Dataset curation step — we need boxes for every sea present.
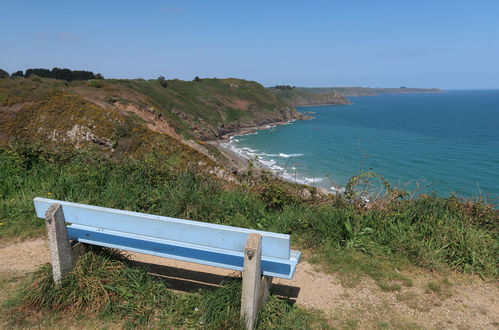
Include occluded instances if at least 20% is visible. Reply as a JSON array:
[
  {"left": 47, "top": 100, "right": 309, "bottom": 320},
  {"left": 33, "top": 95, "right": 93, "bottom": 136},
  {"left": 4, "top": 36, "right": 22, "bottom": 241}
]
[{"left": 223, "top": 90, "right": 499, "bottom": 200}]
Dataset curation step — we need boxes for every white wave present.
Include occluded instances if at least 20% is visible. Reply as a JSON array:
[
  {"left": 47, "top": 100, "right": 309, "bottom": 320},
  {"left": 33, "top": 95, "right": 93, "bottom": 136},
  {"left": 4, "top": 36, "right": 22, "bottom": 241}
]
[
  {"left": 259, "top": 159, "right": 276, "bottom": 167},
  {"left": 260, "top": 153, "right": 303, "bottom": 158},
  {"left": 223, "top": 139, "right": 338, "bottom": 191},
  {"left": 303, "top": 177, "right": 323, "bottom": 183},
  {"left": 278, "top": 153, "right": 304, "bottom": 158}
]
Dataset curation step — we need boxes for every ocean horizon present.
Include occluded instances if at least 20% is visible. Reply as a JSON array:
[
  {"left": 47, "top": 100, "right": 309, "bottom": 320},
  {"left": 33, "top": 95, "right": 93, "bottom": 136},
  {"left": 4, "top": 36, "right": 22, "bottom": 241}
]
[{"left": 225, "top": 89, "right": 499, "bottom": 201}]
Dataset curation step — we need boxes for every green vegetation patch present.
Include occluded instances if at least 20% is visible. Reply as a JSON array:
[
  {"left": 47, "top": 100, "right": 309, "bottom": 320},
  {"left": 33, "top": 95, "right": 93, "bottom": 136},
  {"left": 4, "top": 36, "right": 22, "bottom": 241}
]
[
  {"left": 0, "top": 91, "right": 125, "bottom": 150},
  {"left": 3, "top": 248, "right": 327, "bottom": 329},
  {"left": 311, "top": 247, "right": 413, "bottom": 291},
  {"left": 115, "top": 78, "right": 296, "bottom": 139},
  {"left": 1, "top": 143, "right": 497, "bottom": 281}
]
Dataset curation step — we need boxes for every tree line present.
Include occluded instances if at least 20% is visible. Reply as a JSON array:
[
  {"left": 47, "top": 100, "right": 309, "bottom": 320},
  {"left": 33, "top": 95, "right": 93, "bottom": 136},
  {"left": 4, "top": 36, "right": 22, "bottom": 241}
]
[
  {"left": 273, "top": 85, "right": 295, "bottom": 90},
  {"left": 0, "top": 67, "right": 103, "bottom": 81}
]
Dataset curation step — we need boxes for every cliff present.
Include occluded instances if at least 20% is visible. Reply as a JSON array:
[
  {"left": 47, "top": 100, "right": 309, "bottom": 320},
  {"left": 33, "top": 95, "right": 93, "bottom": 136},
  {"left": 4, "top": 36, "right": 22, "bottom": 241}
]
[
  {"left": 0, "top": 77, "right": 302, "bottom": 149},
  {"left": 295, "top": 87, "right": 444, "bottom": 97},
  {"left": 268, "top": 86, "right": 351, "bottom": 106}
]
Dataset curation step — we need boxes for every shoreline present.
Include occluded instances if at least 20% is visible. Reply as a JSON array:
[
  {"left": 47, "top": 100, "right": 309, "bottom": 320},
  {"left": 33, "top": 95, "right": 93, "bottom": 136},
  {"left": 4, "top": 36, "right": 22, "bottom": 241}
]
[
  {"left": 208, "top": 118, "right": 338, "bottom": 195},
  {"left": 207, "top": 118, "right": 300, "bottom": 171},
  {"left": 210, "top": 118, "right": 301, "bottom": 143}
]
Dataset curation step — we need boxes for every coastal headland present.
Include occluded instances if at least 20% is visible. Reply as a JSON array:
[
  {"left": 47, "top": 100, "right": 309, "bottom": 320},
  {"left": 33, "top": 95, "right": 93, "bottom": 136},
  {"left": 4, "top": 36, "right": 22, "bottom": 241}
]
[
  {"left": 1, "top": 72, "right": 496, "bottom": 329},
  {"left": 268, "top": 85, "right": 443, "bottom": 106}
]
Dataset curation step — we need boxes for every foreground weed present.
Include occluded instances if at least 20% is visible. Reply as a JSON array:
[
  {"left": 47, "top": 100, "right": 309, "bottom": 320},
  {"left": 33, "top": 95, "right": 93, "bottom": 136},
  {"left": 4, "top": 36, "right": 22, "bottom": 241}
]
[
  {"left": 15, "top": 248, "right": 173, "bottom": 327},
  {"left": 425, "top": 278, "right": 453, "bottom": 298}
]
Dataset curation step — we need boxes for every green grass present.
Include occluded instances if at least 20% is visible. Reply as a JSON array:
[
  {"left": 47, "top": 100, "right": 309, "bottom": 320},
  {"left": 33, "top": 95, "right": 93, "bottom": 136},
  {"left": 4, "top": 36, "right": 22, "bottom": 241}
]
[
  {"left": 0, "top": 143, "right": 497, "bottom": 329},
  {"left": 311, "top": 247, "right": 413, "bottom": 291},
  {"left": 113, "top": 78, "right": 296, "bottom": 140},
  {"left": 0, "top": 76, "right": 298, "bottom": 144},
  {"left": 3, "top": 248, "right": 328, "bottom": 329},
  {"left": 0, "top": 143, "right": 497, "bottom": 281},
  {"left": 425, "top": 278, "right": 453, "bottom": 298},
  {"left": 268, "top": 87, "right": 350, "bottom": 106}
]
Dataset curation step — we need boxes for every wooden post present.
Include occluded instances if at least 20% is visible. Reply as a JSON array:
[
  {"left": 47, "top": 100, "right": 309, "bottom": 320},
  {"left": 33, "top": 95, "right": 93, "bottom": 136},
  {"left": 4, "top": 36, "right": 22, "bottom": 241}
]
[
  {"left": 241, "top": 233, "right": 273, "bottom": 330},
  {"left": 45, "top": 203, "right": 74, "bottom": 284}
]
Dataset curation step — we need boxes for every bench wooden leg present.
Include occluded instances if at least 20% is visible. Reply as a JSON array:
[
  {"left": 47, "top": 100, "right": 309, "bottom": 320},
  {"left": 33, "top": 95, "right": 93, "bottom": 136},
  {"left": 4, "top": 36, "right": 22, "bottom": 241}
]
[
  {"left": 45, "top": 203, "right": 74, "bottom": 284},
  {"left": 241, "top": 233, "right": 273, "bottom": 330}
]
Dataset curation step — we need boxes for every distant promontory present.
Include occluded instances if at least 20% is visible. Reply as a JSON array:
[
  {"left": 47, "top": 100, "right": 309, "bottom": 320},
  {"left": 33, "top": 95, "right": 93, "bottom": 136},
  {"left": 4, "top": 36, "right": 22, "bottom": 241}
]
[{"left": 268, "top": 85, "right": 443, "bottom": 107}]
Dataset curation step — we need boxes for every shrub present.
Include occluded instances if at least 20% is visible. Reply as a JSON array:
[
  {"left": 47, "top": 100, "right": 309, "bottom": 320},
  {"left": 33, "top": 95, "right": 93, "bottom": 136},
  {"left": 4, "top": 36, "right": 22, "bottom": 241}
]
[{"left": 0, "top": 68, "right": 9, "bottom": 79}]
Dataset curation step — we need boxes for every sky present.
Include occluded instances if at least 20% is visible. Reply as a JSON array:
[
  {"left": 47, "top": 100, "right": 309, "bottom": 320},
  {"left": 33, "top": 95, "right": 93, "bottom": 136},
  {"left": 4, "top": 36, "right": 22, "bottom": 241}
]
[{"left": 1, "top": 1, "right": 499, "bottom": 89}]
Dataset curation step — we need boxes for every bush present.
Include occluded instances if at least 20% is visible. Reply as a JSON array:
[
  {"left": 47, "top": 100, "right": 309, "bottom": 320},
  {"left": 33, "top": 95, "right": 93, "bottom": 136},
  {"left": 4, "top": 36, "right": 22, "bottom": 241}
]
[
  {"left": 0, "top": 68, "right": 9, "bottom": 79},
  {"left": 11, "top": 70, "right": 24, "bottom": 78}
]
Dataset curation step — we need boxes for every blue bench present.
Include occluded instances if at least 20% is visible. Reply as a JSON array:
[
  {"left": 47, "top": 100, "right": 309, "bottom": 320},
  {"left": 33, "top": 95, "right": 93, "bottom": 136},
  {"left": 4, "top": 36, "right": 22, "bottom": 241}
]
[{"left": 34, "top": 197, "right": 301, "bottom": 329}]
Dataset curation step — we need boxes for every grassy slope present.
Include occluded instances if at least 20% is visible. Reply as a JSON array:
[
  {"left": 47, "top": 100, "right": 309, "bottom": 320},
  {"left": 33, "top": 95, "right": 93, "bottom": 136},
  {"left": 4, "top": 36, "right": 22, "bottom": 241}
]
[
  {"left": 0, "top": 76, "right": 301, "bottom": 144},
  {"left": 113, "top": 78, "right": 300, "bottom": 139},
  {"left": 1, "top": 145, "right": 496, "bottom": 277},
  {"left": 268, "top": 87, "right": 351, "bottom": 106},
  {"left": 0, "top": 145, "right": 497, "bottom": 328}
]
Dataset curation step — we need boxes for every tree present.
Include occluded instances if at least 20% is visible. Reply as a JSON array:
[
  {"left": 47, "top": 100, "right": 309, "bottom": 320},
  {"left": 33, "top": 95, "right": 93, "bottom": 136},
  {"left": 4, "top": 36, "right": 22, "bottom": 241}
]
[
  {"left": 11, "top": 70, "right": 24, "bottom": 78},
  {"left": 274, "top": 85, "right": 293, "bottom": 90},
  {"left": 194, "top": 76, "right": 201, "bottom": 82},
  {"left": 51, "top": 67, "right": 73, "bottom": 81},
  {"left": 0, "top": 69, "right": 9, "bottom": 79},
  {"left": 72, "top": 70, "right": 95, "bottom": 80},
  {"left": 158, "top": 76, "right": 168, "bottom": 88},
  {"left": 95, "top": 73, "right": 104, "bottom": 79},
  {"left": 25, "top": 68, "right": 52, "bottom": 78}
]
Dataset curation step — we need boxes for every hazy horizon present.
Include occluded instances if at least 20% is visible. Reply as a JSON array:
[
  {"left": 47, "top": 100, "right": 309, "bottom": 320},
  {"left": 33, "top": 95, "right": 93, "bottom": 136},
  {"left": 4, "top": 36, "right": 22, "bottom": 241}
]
[{"left": 2, "top": 1, "right": 498, "bottom": 89}]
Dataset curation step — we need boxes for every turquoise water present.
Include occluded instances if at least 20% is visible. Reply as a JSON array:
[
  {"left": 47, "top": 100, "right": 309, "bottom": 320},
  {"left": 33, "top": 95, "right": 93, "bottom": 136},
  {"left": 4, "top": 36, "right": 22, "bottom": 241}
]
[{"left": 226, "top": 90, "right": 499, "bottom": 199}]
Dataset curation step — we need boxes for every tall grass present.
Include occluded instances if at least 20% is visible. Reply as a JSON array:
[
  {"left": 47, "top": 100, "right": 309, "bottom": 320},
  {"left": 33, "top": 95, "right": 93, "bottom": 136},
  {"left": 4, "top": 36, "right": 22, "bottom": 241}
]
[
  {"left": 6, "top": 248, "right": 326, "bottom": 329},
  {"left": 0, "top": 143, "right": 497, "bottom": 278}
]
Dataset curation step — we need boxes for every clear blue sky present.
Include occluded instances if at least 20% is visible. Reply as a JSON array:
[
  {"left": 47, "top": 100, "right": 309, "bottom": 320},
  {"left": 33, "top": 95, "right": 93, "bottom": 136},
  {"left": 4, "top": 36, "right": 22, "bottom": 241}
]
[{"left": 2, "top": 1, "right": 498, "bottom": 89}]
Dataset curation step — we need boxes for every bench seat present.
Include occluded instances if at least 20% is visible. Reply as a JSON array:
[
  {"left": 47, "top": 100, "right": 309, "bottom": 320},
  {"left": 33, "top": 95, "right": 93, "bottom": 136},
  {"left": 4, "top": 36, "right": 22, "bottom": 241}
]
[{"left": 34, "top": 198, "right": 301, "bottom": 279}]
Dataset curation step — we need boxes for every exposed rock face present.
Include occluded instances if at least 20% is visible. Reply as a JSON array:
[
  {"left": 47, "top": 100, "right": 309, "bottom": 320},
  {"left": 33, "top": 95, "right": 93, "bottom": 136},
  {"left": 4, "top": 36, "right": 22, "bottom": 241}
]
[
  {"left": 176, "top": 105, "right": 303, "bottom": 141},
  {"left": 208, "top": 107, "right": 303, "bottom": 139},
  {"left": 65, "top": 124, "right": 114, "bottom": 151}
]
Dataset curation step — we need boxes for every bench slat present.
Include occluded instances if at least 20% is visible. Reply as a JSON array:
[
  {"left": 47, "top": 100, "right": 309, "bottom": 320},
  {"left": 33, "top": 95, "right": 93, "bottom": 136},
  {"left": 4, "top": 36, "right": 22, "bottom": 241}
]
[
  {"left": 34, "top": 198, "right": 291, "bottom": 260},
  {"left": 66, "top": 224, "right": 299, "bottom": 279}
]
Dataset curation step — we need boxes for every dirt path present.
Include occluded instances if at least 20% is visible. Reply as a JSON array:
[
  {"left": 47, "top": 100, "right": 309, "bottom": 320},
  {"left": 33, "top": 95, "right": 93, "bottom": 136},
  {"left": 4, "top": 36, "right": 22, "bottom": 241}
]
[{"left": 1, "top": 238, "right": 497, "bottom": 329}]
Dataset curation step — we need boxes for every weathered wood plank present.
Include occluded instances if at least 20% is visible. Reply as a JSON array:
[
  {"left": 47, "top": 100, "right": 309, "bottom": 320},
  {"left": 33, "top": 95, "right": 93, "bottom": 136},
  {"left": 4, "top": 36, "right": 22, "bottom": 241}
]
[
  {"left": 65, "top": 224, "right": 299, "bottom": 279},
  {"left": 241, "top": 233, "right": 264, "bottom": 329},
  {"left": 45, "top": 203, "right": 74, "bottom": 284},
  {"left": 34, "top": 198, "right": 290, "bottom": 259}
]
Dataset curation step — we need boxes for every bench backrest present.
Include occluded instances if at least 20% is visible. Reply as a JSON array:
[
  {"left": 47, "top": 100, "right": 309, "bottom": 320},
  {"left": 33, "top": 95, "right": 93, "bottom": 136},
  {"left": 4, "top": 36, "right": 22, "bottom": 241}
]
[{"left": 34, "top": 197, "right": 291, "bottom": 260}]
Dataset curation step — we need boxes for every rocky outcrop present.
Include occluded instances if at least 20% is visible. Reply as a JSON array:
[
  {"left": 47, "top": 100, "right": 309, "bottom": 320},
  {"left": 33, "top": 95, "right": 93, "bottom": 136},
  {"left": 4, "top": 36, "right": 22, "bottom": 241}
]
[{"left": 64, "top": 124, "right": 114, "bottom": 151}]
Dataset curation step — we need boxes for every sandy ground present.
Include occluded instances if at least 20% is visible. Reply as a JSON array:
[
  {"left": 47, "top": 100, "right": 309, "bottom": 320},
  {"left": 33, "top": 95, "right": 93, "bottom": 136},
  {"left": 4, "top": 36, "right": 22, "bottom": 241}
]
[{"left": 0, "top": 238, "right": 497, "bottom": 329}]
